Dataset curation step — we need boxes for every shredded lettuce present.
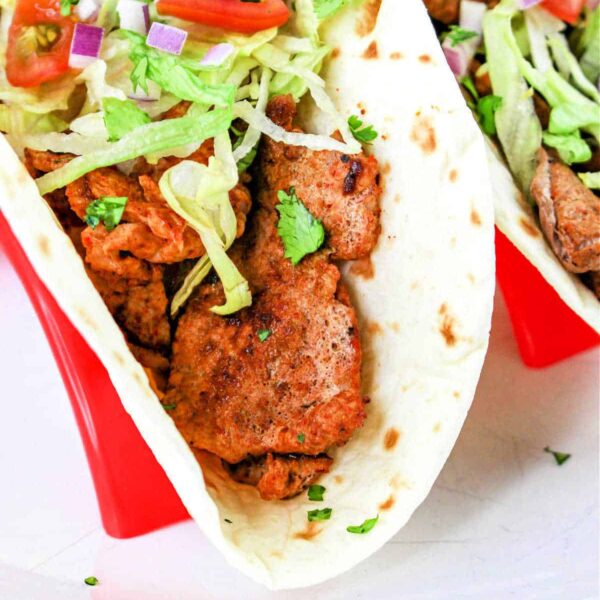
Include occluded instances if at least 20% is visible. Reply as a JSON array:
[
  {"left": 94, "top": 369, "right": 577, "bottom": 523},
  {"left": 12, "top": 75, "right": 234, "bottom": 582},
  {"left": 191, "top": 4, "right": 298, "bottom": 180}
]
[
  {"left": 576, "top": 7, "right": 600, "bottom": 84},
  {"left": 103, "top": 98, "right": 151, "bottom": 141},
  {"left": 578, "top": 171, "right": 600, "bottom": 189},
  {"left": 159, "top": 133, "right": 251, "bottom": 315},
  {"left": 0, "top": 106, "right": 67, "bottom": 135},
  {"left": 542, "top": 131, "right": 591, "bottom": 164},
  {"left": 36, "top": 107, "right": 232, "bottom": 195},
  {"left": 483, "top": 0, "right": 542, "bottom": 191}
]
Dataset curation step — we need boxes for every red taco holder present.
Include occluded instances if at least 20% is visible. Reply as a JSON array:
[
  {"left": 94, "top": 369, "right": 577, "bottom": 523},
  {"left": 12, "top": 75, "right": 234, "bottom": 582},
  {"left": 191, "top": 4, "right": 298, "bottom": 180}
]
[
  {"left": 495, "top": 229, "right": 599, "bottom": 367},
  {"left": 0, "top": 213, "right": 189, "bottom": 539}
]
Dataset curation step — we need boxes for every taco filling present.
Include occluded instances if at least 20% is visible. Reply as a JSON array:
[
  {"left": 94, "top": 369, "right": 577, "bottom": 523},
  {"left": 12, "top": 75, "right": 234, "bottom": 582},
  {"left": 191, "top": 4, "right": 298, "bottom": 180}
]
[
  {"left": 425, "top": 0, "right": 600, "bottom": 300},
  {"left": 1, "top": 0, "right": 383, "bottom": 500}
]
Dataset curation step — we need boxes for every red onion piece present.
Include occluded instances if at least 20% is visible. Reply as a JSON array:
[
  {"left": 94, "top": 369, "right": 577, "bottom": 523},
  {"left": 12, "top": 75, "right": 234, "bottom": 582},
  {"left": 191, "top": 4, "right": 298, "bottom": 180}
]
[
  {"left": 200, "top": 43, "right": 234, "bottom": 67},
  {"left": 117, "top": 0, "right": 150, "bottom": 35},
  {"left": 517, "top": 0, "right": 542, "bottom": 8},
  {"left": 443, "top": 45, "right": 469, "bottom": 77},
  {"left": 69, "top": 23, "right": 104, "bottom": 69},
  {"left": 75, "top": 0, "right": 100, "bottom": 22},
  {"left": 146, "top": 22, "right": 187, "bottom": 56}
]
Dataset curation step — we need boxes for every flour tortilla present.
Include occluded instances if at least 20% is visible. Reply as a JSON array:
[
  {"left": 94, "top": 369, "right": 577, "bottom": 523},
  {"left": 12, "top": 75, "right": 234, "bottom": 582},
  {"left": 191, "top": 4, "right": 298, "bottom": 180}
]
[
  {"left": 486, "top": 141, "right": 600, "bottom": 333},
  {"left": 0, "top": 0, "right": 495, "bottom": 589}
]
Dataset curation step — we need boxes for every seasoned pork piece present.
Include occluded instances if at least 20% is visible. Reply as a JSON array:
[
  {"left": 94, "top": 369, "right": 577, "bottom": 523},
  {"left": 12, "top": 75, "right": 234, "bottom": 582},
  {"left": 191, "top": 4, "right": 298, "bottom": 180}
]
[
  {"left": 423, "top": 0, "right": 460, "bottom": 24},
  {"left": 227, "top": 454, "right": 333, "bottom": 501},
  {"left": 257, "top": 95, "right": 381, "bottom": 260},
  {"left": 531, "top": 149, "right": 600, "bottom": 273},
  {"left": 87, "top": 266, "right": 171, "bottom": 348},
  {"left": 165, "top": 209, "right": 366, "bottom": 498}
]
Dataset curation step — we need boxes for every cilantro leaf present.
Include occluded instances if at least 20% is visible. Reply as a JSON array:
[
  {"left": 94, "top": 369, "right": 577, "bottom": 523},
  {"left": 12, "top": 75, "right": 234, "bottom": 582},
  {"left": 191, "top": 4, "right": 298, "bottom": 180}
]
[
  {"left": 542, "top": 131, "right": 592, "bottom": 165},
  {"left": 84, "top": 196, "right": 128, "bottom": 231},
  {"left": 308, "top": 507, "right": 332, "bottom": 522},
  {"left": 276, "top": 187, "right": 325, "bottom": 265},
  {"left": 314, "top": 0, "right": 347, "bottom": 20},
  {"left": 544, "top": 446, "right": 571, "bottom": 466},
  {"left": 257, "top": 329, "right": 271, "bottom": 342},
  {"left": 103, "top": 98, "right": 151, "bottom": 142},
  {"left": 122, "top": 31, "right": 235, "bottom": 107},
  {"left": 346, "top": 515, "right": 379, "bottom": 534},
  {"left": 297, "top": 433, "right": 305, "bottom": 443},
  {"left": 84, "top": 576, "right": 99, "bottom": 586},
  {"left": 348, "top": 115, "right": 378, "bottom": 144},
  {"left": 477, "top": 95, "right": 502, "bottom": 136},
  {"left": 161, "top": 403, "right": 177, "bottom": 411},
  {"left": 307, "top": 484, "right": 325, "bottom": 502},
  {"left": 460, "top": 75, "right": 480, "bottom": 102},
  {"left": 60, "top": 0, "right": 79, "bottom": 16},
  {"left": 445, "top": 25, "right": 478, "bottom": 48}
]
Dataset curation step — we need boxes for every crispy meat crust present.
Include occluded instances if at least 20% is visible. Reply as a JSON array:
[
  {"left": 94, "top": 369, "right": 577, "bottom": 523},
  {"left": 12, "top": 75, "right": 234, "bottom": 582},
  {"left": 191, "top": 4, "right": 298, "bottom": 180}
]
[
  {"left": 165, "top": 209, "right": 366, "bottom": 498},
  {"left": 531, "top": 149, "right": 600, "bottom": 273},
  {"left": 257, "top": 95, "right": 381, "bottom": 260},
  {"left": 226, "top": 453, "right": 333, "bottom": 501}
]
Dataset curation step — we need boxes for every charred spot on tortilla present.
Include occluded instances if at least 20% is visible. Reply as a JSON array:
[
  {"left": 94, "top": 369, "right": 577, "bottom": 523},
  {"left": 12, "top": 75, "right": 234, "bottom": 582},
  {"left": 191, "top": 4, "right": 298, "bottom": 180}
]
[
  {"left": 418, "top": 54, "right": 432, "bottom": 63},
  {"left": 519, "top": 216, "right": 540, "bottom": 238},
  {"left": 438, "top": 304, "right": 457, "bottom": 347},
  {"left": 449, "top": 169, "right": 458, "bottom": 182},
  {"left": 470, "top": 209, "right": 482, "bottom": 226},
  {"left": 331, "top": 47, "right": 341, "bottom": 59},
  {"left": 410, "top": 113, "right": 437, "bottom": 155},
  {"left": 293, "top": 521, "right": 322, "bottom": 541},
  {"left": 390, "top": 51, "right": 403, "bottom": 60},
  {"left": 355, "top": 0, "right": 382, "bottom": 36},
  {"left": 388, "top": 321, "right": 401, "bottom": 333},
  {"left": 37, "top": 235, "right": 51, "bottom": 257},
  {"left": 349, "top": 256, "right": 375, "bottom": 279},
  {"left": 367, "top": 321, "right": 383, "bottom": 335},
  {"left": 362, "top": 41, "right": 379, "bottom": 60},
  {"left": 383, "top": 427, "right": 400, "bottom": 450},
  {"left": 379, "top": 496, "right": 395, "bottom": 511}
]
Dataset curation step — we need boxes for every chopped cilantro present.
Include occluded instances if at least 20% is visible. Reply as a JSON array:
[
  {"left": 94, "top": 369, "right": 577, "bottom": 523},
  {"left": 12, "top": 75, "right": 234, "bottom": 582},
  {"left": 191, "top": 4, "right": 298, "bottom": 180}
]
[
  {"left": 477, "top": 95, "right": 502, "bottom": 136},
  {"left": 276, "top": 187, "right": 325, "bottom": 265},
  {"left": 348, "top": 115, "right": 378, "bottom": 144},
  {"left": 60, "top": 0, "right": 79, "bottom": 16},
  {"left": 313, "top": 0, "right": 347, "bottom": 20},
  {"left": 84, "top": 196, "right": 128, "bottom": 231},
  {"left": 308, "top": 507, "right": 332, "bottom": 522},
  {"left": 347, "top": 515, "right": 379, "bottom": 534},
  {"left": 257, "top": 329, "right": 271, "bottom": 342},
  {"left": 460, "top": 75, "right": 480, "bottom": 101},
  {"left": 544, "top": 446, "right": 571, "bottom": 466},
  {"left": 161, "top": 403, "right": 177, "bottom": 411},
  {"left": 297, "top": 433, "right": 306, "bottom": 443},
  {"left": 84, "top": 576, "right": 99, "bottom": 586},
  {"left": 103, "top": 98, "right": 151, "bottom": 142},
  {"left": 445, "top": 25, "right": 478, "bottom": 47},
  {"left": 307, "top": 484, "right": 325, "bottom": 502}
]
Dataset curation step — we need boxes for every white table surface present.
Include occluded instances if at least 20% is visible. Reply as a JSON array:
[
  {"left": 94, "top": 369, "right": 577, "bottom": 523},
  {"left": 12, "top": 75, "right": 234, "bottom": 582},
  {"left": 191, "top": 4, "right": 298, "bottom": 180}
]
[{"left": 0, "top": 249, "right": 598, "bottom": 600}]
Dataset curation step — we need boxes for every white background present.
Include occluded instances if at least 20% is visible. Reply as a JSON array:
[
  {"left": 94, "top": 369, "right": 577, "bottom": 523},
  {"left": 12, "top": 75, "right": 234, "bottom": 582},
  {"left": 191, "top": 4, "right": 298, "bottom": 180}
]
[{"left": 0, "top": 249, "right": 598, "bottom": 600}]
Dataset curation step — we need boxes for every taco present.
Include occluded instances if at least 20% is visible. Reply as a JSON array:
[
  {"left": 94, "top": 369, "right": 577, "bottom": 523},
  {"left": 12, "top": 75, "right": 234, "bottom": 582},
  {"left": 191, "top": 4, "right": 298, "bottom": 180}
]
[
  {"left": 0, "top": 0, "right": 494, "bottom": 589},
  {"left": 425, "top": 0, "right": 600, "bottom": 332}
]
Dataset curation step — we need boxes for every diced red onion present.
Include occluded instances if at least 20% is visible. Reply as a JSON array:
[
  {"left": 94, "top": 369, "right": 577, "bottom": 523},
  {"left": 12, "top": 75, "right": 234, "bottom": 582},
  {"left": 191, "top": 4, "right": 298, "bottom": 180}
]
[
  {"left": 443, "top": 45, "right": 469, "bottom": 77},
  {"left": 146, "top": 22, "right": 187, "bottom": 56},
  {"left": 69, "top": 23, "right": 104, "bottom": 69},
  {"left": 517, "top": 0, "right": 542, "bottom": 8},
  {"left": 74, "top": 0, "right": 100, "bottom": 22},
  {"left": 117, "top": 0, "right": 150, "bottom": 35},
  {"left": 200, "top": 43, "right": 234, "bottom": 67}
]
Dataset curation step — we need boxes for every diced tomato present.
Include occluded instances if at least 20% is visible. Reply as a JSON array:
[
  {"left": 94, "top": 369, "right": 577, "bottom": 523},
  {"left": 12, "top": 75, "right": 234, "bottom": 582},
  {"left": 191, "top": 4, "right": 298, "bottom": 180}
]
[
  {"left": 6, "top": 0, "right": 75, "bottom": 88},
  {"left": 541, "top": 0, "right": 586, "bottom": 25},
  {"left": 156, "top": 0, "right": 289, "bottom": 33}
]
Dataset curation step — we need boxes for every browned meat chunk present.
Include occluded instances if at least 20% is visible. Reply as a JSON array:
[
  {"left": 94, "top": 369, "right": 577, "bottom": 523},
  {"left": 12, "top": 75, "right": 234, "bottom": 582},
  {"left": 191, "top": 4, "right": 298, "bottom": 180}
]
[
  {"left": 24, "top": 148, "right": 74, "bottom": 175},
  {"left": 227, "top": 454, "right": 333, "bottom": 501},
  {"left": 257, "top": 95, "right": 381, "bottom": 260},
  {"left": 128, "top": 343, "right": 170, "bottom": 396},
  {"left": 87, "top": 266, "right": 171, "bottom": 348},
  {"left": 423, "top": 0, "right": 460, "bottom": 23},
  {"left": 164, "top": 209, "right": 366, "bottom": 498},
  {"left": 531, "top": 149, "right": 600, "bottom": 273}
]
